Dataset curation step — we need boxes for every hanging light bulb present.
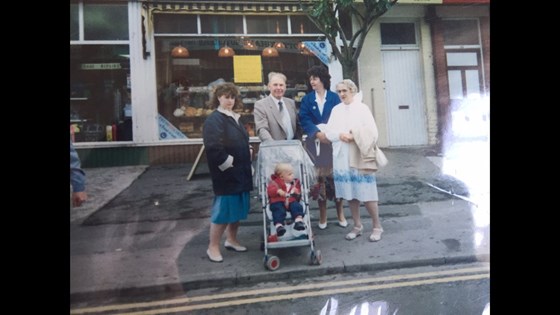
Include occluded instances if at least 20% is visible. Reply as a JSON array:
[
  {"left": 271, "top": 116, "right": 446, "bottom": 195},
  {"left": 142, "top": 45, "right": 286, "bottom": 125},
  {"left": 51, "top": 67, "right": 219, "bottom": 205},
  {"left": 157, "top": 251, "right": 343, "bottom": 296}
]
[
  {"left": 218, "top": 45, "right": 235, "bottom": 57},
  {"left": 243, "top": 39, "right": 256, "bottom": 49},
  {"left": 262, "top": 46, "right": 279, "bottom": 57},
  {"left": 171, "top": 45, "right": 189, "bottom": 58},
  {"left": 273, "top": 42, "right": 285, "bottom": 49}
]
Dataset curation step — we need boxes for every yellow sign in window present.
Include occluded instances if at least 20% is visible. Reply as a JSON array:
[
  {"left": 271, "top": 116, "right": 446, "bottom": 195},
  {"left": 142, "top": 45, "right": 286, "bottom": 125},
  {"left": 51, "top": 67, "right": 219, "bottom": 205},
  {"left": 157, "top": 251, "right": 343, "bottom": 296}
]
[{"left": 234, "top": 56, "right": 262, "bottom": 83}]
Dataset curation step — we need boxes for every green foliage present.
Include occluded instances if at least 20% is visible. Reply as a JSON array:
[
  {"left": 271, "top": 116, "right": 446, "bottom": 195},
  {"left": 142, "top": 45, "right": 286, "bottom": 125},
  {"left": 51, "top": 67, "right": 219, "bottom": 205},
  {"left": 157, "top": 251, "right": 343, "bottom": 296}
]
[{"left": 302, "top": 0, "right": 398, "bottom": 81}]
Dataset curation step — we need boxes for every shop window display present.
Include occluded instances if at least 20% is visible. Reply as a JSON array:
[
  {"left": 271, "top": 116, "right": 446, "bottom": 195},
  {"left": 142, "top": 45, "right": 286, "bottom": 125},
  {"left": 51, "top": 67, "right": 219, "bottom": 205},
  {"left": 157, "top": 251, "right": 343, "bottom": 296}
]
[
  {"left": 153, "top": 13, "right": 325, "bottom": 139},
  {"left": 70, "top": 2, "right": 130, "bottom": 143},
  {"left": 70, "top": 45, "right": 132, "bottom": 142},
  {"left": 155, "top": 38, "right": 320, "bottom": 139}
]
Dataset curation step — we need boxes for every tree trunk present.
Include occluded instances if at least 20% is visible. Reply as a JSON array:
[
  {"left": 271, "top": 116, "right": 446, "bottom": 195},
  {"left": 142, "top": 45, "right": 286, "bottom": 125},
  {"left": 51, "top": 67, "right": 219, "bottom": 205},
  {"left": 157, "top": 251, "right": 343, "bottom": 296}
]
[{"left": 341, "top": 60, "right": 358, "bottom": 86}]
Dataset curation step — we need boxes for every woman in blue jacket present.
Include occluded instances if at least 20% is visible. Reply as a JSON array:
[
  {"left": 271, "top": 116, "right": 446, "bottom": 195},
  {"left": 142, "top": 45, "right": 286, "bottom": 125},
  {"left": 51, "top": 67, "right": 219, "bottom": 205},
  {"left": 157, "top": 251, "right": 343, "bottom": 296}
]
[
  {"left": 203, "top": 82, "right": 253, "bottom": 263},
  {"left": 299, "top": 65, "right": 347, "bottom": 230}
]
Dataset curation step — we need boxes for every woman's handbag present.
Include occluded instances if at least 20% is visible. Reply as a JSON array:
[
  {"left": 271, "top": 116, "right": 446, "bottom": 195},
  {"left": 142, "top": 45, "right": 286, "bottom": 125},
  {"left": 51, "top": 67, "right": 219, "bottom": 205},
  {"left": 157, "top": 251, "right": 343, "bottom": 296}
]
[{"left": 375, "top": 145, "right": 388, "bottom": 168}]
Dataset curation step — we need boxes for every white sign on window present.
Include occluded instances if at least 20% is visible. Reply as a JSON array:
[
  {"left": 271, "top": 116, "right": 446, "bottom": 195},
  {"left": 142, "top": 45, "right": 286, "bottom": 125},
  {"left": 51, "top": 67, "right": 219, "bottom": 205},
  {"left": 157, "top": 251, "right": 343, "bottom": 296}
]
[{"left": 80, "top": 63, "right": 122, "bottom": 70}]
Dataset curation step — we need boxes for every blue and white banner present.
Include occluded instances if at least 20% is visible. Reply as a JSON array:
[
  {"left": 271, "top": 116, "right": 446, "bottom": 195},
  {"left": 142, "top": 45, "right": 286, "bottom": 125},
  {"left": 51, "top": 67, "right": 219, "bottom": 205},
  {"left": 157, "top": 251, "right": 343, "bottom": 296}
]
[
  {"left": 303, "top": 41, "right": 330, "bottom": 66},
  {"left": 158, "top": 114, "right": 187, "bottom": 139}
]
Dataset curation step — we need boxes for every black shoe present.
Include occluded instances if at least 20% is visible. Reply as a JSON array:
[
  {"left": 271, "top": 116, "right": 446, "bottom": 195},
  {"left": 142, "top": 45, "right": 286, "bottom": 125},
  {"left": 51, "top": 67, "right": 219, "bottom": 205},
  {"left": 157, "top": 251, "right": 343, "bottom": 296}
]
[
  {"left": 276, "top": 225, "right": 286, "bottom": 236},
  {"left": 294, "top": 221, "right": 306, "bottom": 231}
]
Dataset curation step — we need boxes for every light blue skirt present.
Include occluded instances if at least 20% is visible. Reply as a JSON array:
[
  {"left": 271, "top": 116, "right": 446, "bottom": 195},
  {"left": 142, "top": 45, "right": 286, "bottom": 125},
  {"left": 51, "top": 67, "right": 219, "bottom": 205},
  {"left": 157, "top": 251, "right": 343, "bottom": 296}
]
[{"left": 210, "top": 192, "right": 250, "bottom": 224}]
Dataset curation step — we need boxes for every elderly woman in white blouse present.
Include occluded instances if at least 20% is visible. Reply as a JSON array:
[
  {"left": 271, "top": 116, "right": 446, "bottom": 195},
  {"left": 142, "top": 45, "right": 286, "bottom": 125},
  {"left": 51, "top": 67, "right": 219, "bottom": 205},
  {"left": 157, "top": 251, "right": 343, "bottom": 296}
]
[{"left": 321, "top": 79, "right": 384, "bottom": 242}]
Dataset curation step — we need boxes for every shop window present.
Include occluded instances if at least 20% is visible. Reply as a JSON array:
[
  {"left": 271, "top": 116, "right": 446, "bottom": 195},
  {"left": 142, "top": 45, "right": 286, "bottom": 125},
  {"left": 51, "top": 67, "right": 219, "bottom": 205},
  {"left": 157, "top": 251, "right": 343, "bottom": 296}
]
[
  {"left": 155, "top": 37, "right": 320, "bottom": 139},
  {"left": 154, "top": 14, "right": 198, "bottom": 34},
  {"left": 70, "top": 3, "right": 79, "bottom": 40},
  {"left": 380, "top": 23, "right": 416, "bottom": 45},
  {"left": 70, "top": 2, "right": 131, "bottom": 143},
  {"left": 84, "top": 4, "right": 128, "bottom": 40},
  {"left": 246, "top": 16, "right": 288, "bottom": 34},
  {"left": 200, "top": 15, "right": 243, "bottom": 34},
  {"left": 71, "top": 45, "right": 131, "bottom": 142},
  {"left": 443, "top": 19, "right": 479, "bottom": 46}
]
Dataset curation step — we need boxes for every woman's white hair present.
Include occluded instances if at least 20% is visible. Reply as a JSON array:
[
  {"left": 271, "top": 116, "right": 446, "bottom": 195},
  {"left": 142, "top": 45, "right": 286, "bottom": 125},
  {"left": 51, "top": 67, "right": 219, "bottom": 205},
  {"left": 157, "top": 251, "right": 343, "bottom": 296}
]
[
  {"left": 337, "top": 79, "right": 359, "bottom": 94},
  {"left": 337, "top": 79, "right": 363, "bottom": 103}
]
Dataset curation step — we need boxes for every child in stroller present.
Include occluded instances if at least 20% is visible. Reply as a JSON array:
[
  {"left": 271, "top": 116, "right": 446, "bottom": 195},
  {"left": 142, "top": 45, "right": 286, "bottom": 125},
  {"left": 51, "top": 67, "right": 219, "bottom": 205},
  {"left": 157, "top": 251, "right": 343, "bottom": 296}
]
[
  {"left": 256, "top": 140, "right": 322, "bottom": 270},
  {"left": 267, "top": 163, "right": 307, "bottom": 236}
]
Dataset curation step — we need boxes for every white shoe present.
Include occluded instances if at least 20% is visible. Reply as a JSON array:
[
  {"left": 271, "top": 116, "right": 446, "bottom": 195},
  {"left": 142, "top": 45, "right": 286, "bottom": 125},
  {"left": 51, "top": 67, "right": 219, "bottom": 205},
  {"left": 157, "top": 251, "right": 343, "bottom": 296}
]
[
  {"left": 318, "top": 222, "right": 327, "bottom": 230},
  {"left": 345, "top": 225, "right": 363, "bottom": 240},
  {"left": 337, "top": 220, "right": 348, "bottom": 228},
  {"left": 224, "top": 240, "right": 247, "bottom": 252},
  {"left": 369, "top": 228, "right": 384, "bottom": 242}
]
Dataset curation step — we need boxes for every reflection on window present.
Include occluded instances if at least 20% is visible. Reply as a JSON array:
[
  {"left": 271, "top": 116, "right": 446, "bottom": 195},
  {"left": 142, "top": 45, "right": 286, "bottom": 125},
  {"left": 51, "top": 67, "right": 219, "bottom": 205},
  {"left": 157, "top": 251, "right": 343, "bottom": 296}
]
[
  {"left": 70, "top": 3, "right": 79, "bottom": 40},
  {"left": 465, "top": 70, "right": 481, "bottom": 97},
  {"left": 380, "top": 23, "right": 416, "bottom": 45},
  {"left": 290, "top": 15, "right": 321, "bottom": 34},
  {"left": 154, "top": 14, "right": 198, "bottom": 34},
  {"left": 446, "top": 52, "right": 478, "bottom": 66},
  {"left": 446, "top": 50, "right": 481, "bottom": 100},
  {"left": 246, "top": 16, "right": 288, "bottom": 34},
  {"left": 153, "top": 14, "right": 322, "bottom": 35},
  {"left": 200, "top": 15, "right": 243, "bottom": 34},
  {"left": 448, "top": 70, "right": 463, "bottom": 100},
  {"left": 447, "top": 69, "right": 481, "bottom": 100},
  {"left": 84, "top": 4, "right": 128, "bottom": 40},
  {"left": 70, "top": 45, "right": 132, "bottom": 142},
  {"left": 443, "top": 19, "right": 479, "bottom": 46}
]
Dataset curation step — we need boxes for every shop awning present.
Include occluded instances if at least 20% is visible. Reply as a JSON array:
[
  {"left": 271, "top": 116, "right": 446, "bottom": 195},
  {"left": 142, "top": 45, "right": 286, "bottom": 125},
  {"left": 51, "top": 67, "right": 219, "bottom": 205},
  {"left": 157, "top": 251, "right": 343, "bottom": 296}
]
[{"left": 145, "top": 1, "right": 307, "bottom": 14}]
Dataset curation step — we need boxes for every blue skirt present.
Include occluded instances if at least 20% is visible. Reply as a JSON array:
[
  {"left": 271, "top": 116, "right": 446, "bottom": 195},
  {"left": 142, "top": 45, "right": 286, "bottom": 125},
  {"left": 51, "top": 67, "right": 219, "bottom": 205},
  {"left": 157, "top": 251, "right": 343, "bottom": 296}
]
[{"left": 210, "top": 192, "right": 250, "bottom": 224}]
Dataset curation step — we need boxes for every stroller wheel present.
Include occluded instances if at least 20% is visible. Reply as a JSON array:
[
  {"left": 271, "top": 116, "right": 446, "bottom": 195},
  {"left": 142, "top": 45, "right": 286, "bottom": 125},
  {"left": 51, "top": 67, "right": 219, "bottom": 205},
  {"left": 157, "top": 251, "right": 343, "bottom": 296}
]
[
  {"left": 265, "top": 255, "right": 280, "bottom": 271},
  {"left": 309, "top": 249, "right": 322, "bottom": 265}
]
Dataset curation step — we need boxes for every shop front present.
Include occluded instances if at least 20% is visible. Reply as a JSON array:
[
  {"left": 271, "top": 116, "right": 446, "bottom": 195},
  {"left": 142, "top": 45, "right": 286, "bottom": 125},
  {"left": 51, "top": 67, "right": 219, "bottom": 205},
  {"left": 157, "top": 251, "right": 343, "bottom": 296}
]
[
  {"left": 152, "top": 12, "right": 324, "bottom": 140},
  {"left": 70, "top": 0, "right": 489, "bottom": 167},
  {"left": 70, "top": 0, "right": 330, "bottom": 167}
]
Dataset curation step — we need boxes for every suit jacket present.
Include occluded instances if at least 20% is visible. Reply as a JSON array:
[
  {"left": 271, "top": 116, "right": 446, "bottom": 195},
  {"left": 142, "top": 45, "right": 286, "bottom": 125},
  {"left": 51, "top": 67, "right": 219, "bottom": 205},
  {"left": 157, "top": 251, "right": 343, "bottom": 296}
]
[{"left": 254, "top": 96, "right": 302, "bottom": 142}]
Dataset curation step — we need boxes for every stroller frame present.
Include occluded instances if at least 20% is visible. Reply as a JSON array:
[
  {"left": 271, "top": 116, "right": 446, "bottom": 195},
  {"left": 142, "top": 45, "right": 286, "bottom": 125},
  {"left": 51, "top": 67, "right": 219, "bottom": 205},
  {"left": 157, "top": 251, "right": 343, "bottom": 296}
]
[{"left": 256, "top": 140, "right": 322, "bottom": 271}]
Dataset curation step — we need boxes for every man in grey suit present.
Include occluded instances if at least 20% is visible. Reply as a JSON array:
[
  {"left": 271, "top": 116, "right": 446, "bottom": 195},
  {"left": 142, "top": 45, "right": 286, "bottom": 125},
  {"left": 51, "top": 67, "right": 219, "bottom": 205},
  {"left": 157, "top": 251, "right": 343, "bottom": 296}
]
[{"left": 254, "top": 72, "right": 302, "bottom": 142}]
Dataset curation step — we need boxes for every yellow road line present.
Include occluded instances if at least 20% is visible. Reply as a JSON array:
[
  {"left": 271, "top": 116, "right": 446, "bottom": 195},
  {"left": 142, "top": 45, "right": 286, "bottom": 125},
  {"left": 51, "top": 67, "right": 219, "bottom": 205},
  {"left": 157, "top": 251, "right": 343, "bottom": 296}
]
[
  {"left": 70, "top": 266, "right": 489, "bottom": 314},
  {"left": 117, "top": 273, "right": 489, "bottom": 315}
]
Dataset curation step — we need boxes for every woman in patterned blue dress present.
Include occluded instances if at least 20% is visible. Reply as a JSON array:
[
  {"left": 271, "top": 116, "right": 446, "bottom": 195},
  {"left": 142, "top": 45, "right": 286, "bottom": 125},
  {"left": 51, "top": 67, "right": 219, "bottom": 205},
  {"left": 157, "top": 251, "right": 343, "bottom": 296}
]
[{"left": 323, "top": 80, "right": 384, "bottom": 242}]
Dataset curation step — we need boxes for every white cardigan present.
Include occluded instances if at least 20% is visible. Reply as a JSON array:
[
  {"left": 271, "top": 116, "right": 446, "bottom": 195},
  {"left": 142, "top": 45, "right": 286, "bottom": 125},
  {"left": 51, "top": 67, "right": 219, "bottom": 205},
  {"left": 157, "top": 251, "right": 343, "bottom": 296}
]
[{"left": 323, "top": 99, "right": 380, "bottom": 172}]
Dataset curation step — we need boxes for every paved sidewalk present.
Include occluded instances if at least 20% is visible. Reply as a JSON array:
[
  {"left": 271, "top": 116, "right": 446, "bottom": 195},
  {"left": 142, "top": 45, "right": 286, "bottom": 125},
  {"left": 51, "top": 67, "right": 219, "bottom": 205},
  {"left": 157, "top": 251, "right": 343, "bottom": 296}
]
[
  {"left": 70, "top": 165, "right": 148, "bottom": 224},
  {"left": 70, "top": 147, "right": 490, "bottom": 303}
]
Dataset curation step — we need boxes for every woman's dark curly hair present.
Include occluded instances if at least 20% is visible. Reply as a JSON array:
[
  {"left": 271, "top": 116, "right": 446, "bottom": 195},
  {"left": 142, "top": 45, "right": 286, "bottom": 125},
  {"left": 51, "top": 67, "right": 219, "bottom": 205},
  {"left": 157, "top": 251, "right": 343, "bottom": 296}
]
[
  {"left": 306, "top": 65, "right": 332, "bottom": 91},
  {"left": 206, "top": 82, "right": 243, "bottom": 110}
]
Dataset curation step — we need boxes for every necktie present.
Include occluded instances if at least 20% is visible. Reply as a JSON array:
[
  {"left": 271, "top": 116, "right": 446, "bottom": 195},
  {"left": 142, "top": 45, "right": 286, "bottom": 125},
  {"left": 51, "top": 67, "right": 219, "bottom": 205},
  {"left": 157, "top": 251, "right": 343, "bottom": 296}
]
[{"left": 278, "top": 101, "right": 283, "bottom": 112}]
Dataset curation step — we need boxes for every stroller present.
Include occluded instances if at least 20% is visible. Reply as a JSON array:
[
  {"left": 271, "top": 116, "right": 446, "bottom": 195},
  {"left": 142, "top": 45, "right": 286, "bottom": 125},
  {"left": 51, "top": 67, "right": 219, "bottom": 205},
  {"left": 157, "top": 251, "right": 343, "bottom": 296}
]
[{"left": 255, "top": 140, "right": 322, "bottom": 271}]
